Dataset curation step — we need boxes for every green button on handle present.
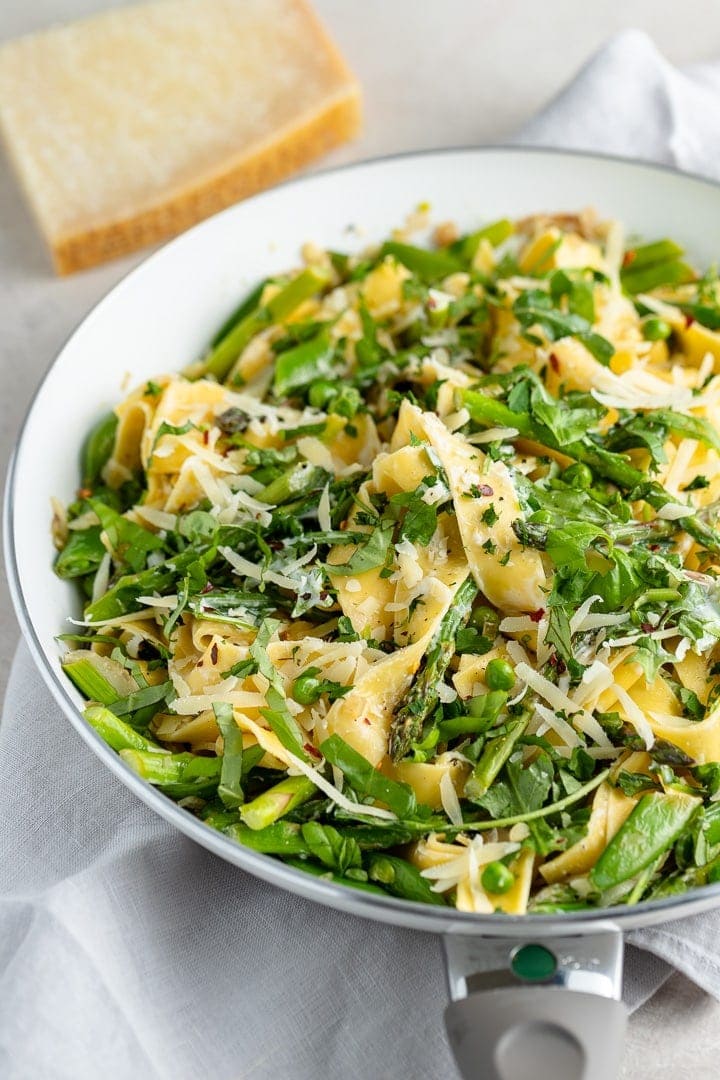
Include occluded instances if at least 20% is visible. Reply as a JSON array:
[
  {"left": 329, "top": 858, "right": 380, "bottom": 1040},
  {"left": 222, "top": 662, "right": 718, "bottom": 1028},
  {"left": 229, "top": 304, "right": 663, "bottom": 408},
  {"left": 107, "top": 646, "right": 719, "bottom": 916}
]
[{"left": 511, "top": 943, "right": 557, "bottom": 983}]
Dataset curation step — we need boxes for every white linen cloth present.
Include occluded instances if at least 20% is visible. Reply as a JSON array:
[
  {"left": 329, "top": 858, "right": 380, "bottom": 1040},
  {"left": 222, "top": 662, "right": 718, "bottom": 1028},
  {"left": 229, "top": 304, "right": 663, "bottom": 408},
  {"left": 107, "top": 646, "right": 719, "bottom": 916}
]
[{"left": 4, "top": 27, "right": 720, "bottom": 1080}]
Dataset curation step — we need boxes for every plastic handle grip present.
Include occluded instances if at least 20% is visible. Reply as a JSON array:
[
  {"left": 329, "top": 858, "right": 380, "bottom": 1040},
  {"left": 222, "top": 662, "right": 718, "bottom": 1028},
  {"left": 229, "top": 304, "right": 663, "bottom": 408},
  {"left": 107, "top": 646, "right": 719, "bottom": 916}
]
[{"left": 445, "top": 985, "right": 627, "bottom": 1080}]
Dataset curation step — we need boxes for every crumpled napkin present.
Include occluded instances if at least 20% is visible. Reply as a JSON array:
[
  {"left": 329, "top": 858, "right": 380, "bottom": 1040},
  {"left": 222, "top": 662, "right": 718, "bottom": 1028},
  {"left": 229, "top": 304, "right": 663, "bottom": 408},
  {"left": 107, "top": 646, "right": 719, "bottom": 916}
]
[
  {"left": 515, "top": 27, "right": 720, "bottom": 180},
  {"left": 5, "top": 27, "right": 720, "bottom": 1080}
]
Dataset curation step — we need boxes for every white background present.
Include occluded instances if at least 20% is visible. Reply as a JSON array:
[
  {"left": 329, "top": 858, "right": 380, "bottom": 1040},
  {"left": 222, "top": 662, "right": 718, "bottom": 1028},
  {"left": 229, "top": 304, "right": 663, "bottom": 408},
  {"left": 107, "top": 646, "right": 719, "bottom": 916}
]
[{"left": 2, "top": 2, "right": 720, "bottom": 1075}]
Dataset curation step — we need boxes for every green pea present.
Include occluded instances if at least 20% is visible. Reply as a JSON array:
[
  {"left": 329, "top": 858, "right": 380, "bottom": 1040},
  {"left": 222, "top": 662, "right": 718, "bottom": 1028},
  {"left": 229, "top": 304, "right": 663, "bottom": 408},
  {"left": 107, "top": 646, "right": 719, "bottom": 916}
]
[
  {"left": 481, "top": 860, "right": 515, "bottom": 894},
  {"left": 292, "top": 670, "right": 324, "bottom": 705},
  {"left": 469, "top": 605, "right": 499, "bottom": 637},
  {"left": 485, "top": 658, "right": 515, "bottom": 692},
  {"left": 308, "top": 379, "right": 339, "bottom": 409},
  {"left": 563, "top": 462, "right": 593, "bottom": 490},
  {"left": 643, "top": 316, "right": 672, "bottom": 342}
]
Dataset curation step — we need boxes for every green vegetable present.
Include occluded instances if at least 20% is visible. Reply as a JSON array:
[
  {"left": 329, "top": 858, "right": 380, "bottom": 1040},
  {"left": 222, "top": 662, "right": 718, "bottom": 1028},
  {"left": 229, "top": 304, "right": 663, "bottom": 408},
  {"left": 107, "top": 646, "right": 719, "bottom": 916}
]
[
  {"left": 643, "top": 316, "right": 672, "bottom": 341},
  {"left": 591, "top": 790, "right": 702, "bottom": 890},
  {"left": 485, "top": 658, "right": 515, "bottom": 692},
  {"left": 241, "top": 775, "right": 317, "bottom": 830},
  {"left": 55, "top": 527, "right": 105, "bottom": 579},
  {"left": 198, "top": 266, "right": 330, "bottom": 382},
  {"left": 451, "top": 218, "right": 514, "bottom": 262},
  {"left": 367, "top": 854, "right": 447, "bottom": 905},
  {"left": 320, "top": 734, "right": 417, "bottom": 818},
  {"left": 63, "top": 658, "right": 119, "bottom": 705},
  {"left": 256, "top": 462, "right": 328, "bottom": 506},
  {"left": 273, "top": 329, "right": 335, "bottom": 398},
  {"left": 214, "top": 703, "right": 245, "bottom": 810},
  {"left": 84, "top": 705, "right": 166, "bottom": 754},
  {"left": 465, "top": 716, "right": 528, "bottom": 801},
  {"left": 120, "top": 747, "right": 221, "bottom": 797},
  {"left": 81, "top": 412, "right": 118, "bottom": 487},
  {"left": 308, "top": 378, "right": 339, "bottom": 409},
  {"left": 379, "top": 241, "right": 461, "bottom": 282},
  {"left": 224, "top": 820, "right": 310, "bottom": 856},
  {"left": 284, "top": 858, "right": 388, "bottom": 896},
  {"left": 301, "top": 821, "right": 362, "bottom": 874},
  {"left": 563, "top": 463, "right": 593, "bottom": 490},
  {"left": 481, "top": 860, "right": 515, "bottom": 894},
  {"left": 621, "top": 240, "right": 694, "bottom": 294},
  {"left": 389, "top": 576, "right": 478, "bottom": 761},
  {"left": 292, "top": 667, "right": 349, "bottom": 706},
  {"left": 245, "top": 622, "right": 309, "bottom": 761}
]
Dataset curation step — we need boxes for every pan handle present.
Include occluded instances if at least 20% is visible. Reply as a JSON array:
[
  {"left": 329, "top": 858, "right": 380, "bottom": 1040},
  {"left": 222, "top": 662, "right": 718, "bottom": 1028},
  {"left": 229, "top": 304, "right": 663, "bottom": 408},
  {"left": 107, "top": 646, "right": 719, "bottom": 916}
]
[{"left": 443, "top": 929, "right": 627, "bottom": 1080}]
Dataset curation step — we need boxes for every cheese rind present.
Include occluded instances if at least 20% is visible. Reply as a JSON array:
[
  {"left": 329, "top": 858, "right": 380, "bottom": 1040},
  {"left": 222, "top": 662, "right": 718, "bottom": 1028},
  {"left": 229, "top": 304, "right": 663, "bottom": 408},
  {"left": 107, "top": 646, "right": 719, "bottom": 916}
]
[{"left": 0, "top": 0, "right": 361, "bottom": 273}]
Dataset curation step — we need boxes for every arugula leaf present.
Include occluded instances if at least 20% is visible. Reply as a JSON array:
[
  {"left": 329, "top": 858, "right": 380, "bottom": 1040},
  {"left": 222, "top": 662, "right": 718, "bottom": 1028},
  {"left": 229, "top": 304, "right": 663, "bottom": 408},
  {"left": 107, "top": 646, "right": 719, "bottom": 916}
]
[
  {"left": 326, "top": 523, "right": 394, "bottom": 576},
  {"left": 544, "top": 604, "right": 585, "bottom": 679},
  {"left": 616, "top": 771, "right": 659, "bottom": 797},
  {"left": 506, "top": 751, "right": 557, "bottom": 856},
  {"left": 546, "top": 522, "right": 610, "bottom": 571},
  {"left": 151, "top": 420, "right": 195, "bottom": 456},
  {"left": 512, "top": 290, "right": 614, "bottom": 366}
]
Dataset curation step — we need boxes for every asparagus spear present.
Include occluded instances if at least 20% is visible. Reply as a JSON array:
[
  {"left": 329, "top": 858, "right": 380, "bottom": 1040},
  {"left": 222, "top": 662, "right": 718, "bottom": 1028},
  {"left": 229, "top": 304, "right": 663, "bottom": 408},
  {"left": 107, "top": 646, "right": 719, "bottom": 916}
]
[
  {"left": 366, "top": 854, "right": 447, "bottom": 905},
  {"left": 283, "top": 858, "right": 388, "bottom": 896},
  {"left": 84, "top": 705, "right": 167, "bottom": 754},
  {"left": 273, "top": 329, "right": 335, "bottom": 398},
  {"left": 196, "top": 267, "right": 330, "bottom": 383},
  {"left": 389, "top": 576, "right": 478, "bottom": 762},
  {"left": 256, "top": 462, "right": 328, "bottom": 507},
  {"left": 450, "top": 218, "right": 514, "bottom": 263},
  {"left": 240, "top": 775, "right": 317, "bottom": 830},
  {"left": 464, "top": 715, "right": 528, "bottom": 801},
  {"left": 119, "top": 747, "right": 221, "bottom": 797},
  {"left": 63, "top": 659, "right": 120, "bottom": 705},
  {"left": 379, "top": 240, "right": 462, "bottom": 282},
  {"left": 225, "top": 820, "right": 310, "bottom": 855}
]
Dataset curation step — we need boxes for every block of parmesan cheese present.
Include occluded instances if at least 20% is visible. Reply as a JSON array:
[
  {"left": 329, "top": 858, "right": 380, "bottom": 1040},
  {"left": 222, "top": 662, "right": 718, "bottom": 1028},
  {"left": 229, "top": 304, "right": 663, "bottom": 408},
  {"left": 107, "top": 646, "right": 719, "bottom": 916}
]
[{"left": 0, "top": 0, "right": 361, "bottom": 274}]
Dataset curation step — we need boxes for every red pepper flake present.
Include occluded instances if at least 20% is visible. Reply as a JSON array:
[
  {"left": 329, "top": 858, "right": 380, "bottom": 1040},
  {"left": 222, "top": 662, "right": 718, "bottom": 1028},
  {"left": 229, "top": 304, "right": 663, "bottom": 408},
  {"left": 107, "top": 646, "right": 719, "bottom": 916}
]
[
  {"left": 201, "top": 581, "right": 214, "bottom": 594},
  {"left": 77, "top": 487, "right": 93, "bottom": 499},
  {"left": 362, "top": 716, "right": 372, "bottom": 726},
  {"left": 549, "top": 352, "right": 560, "bottom": 373},
  {"left": 210, "top": 643, "right": 219, "bottom": 665},
  {"left": 479, "top": 484, "right": 494, "bottom": 497},
  {"left": 203, "top": 429, "right": 209, "bottom": 445},
  {"left": 649, "top": 544, "right": 660, "bottom": 552},
  {"left": 304, "top": 743, "right": 322, "bottom": 759},
  {"left": 622, "top": 249, "right": 637, "bottom": 267},
  {"left": 529, "top": 608, "right": 545, "bottom": 623},
  {"left": 641, "top": 621, "right": 653, "bottom": 633},
  {"left": 549, "top": 653, "right": 566, "bottom": 674},
  {"left": 685, "top": 314, "right": 696, "bottom": 328},
  {"left": 427, "top": 295, "right": 437, "bottom": 310}
]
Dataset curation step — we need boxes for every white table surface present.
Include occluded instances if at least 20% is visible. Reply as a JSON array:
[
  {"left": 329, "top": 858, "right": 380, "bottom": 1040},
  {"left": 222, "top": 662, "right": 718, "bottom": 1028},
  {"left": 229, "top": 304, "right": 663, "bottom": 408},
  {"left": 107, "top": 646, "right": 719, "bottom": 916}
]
[{"left": 2, "top": 2, "right": 720, "bottom": 1076}]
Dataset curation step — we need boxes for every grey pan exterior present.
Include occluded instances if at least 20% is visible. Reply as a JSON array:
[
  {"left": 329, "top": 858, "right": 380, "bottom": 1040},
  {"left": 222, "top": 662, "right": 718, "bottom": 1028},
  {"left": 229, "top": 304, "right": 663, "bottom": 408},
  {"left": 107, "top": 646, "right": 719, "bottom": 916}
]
[{"left": 7, "top": 145, "right": 720, "bottom": 939}]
